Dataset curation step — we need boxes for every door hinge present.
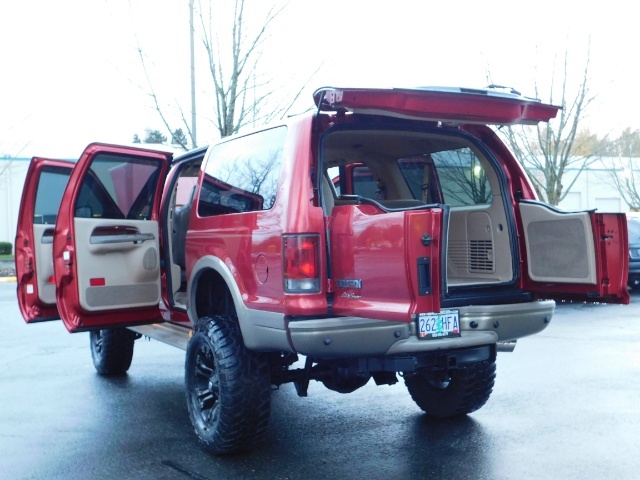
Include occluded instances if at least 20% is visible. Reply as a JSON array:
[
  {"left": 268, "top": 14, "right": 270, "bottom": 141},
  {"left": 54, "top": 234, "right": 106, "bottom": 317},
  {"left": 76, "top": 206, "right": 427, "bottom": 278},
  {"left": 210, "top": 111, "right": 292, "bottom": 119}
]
[
  {"left": 324, "top": 216, "right": 333, "bottom": 231},
  {"left": 25, "top": 256, "right": 34, "bottom": 274}
]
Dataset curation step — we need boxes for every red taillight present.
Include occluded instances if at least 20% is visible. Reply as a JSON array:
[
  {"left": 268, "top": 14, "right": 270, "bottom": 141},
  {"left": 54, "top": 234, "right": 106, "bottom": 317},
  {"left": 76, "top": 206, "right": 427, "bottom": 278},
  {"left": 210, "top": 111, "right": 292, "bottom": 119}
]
[{"left": 283, "top": 234, "right": 321, "bottom": 293}]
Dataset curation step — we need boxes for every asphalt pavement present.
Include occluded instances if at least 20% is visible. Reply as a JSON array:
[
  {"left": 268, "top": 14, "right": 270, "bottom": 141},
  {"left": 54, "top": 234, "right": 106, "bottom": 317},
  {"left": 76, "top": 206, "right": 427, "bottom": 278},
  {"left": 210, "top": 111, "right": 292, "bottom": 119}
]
[{"left": 1, "top": 282, "right": 639, "bottom": 480}]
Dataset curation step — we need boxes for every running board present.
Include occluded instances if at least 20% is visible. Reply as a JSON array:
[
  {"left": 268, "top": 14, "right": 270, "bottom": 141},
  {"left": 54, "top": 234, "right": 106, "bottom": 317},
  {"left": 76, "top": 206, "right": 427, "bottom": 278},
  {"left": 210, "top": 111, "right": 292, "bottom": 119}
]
[{"left": 128, "top": 323, "right": 192, "bottom": 350}]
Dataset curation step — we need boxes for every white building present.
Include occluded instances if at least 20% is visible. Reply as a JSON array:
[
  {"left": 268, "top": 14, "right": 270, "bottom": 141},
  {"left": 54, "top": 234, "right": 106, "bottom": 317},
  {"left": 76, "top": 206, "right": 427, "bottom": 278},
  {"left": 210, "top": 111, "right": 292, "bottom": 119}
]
[
  {"left": 555, "top": 164, "right": 629, "bottom": 213},
  {"left": 0, "top": 157, "right": 31, "bottom": 248},
  {"left": 0, "top": 156, "right": 635, "bottom": 248}
]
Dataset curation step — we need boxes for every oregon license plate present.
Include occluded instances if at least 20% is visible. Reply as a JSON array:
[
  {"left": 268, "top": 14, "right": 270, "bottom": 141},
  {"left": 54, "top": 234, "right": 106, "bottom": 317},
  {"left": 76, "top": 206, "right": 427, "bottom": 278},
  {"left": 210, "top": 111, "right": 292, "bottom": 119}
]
[{"left": 417, "top": 310, "right": 461, "bottom": 339}]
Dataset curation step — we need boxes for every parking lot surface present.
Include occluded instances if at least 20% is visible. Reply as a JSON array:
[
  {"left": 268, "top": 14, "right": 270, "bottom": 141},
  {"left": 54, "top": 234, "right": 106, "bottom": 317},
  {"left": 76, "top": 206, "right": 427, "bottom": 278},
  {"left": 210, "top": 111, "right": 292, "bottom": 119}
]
[{"left": 1, "top": 283, "right": 639, "bottom": 480}]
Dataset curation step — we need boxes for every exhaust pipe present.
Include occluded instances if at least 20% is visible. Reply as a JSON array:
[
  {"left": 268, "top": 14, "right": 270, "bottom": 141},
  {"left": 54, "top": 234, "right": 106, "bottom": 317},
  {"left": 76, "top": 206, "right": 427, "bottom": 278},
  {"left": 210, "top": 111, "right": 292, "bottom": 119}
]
[{"left": 496, "top": 340, "right": 517, "bottom": 352}]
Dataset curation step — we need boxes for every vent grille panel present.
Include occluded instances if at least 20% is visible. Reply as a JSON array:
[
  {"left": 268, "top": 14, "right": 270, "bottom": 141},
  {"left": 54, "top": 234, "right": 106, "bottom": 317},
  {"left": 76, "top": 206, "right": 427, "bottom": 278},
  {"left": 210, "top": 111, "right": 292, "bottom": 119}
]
[
  {"left": 469, "top": 240, "right": 494, "bottom": 272},
  {"left": 448, "top": 240, "right": 495, "bottom": 274}
]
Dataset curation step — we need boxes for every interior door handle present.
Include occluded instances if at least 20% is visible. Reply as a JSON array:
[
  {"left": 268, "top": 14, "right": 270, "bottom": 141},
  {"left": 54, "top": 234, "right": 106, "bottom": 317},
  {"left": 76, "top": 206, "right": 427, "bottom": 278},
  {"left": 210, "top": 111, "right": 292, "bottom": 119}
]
[
  {"left": 90, "top": 232, "right": 155, "bottom": 245},
  {"left": 41, "top": 228, "right": 55, "bottom": 244},
  {"left": 89, "top": 225, "right": 155, "bottom": 245}
]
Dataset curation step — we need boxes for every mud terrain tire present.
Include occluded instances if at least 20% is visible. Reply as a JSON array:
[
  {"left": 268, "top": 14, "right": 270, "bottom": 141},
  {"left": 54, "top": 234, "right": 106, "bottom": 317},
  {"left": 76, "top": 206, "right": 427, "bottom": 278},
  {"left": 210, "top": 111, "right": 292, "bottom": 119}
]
[
  {"left": 90, "top": 328, "right": 137, "bottom": 375},
  {"left": 404, "top": 359, "right": 496, "bottom": 418},
  {"left": 185, "top": 315, "right": 271, "bottom": 455}
]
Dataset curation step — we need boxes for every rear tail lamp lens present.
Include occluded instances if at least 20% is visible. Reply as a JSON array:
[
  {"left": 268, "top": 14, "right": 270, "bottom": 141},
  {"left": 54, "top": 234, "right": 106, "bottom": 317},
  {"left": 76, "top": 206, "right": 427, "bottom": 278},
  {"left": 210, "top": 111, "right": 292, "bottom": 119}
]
[{"left": 283, "top": 234, "right": 321, "bottom": 293}]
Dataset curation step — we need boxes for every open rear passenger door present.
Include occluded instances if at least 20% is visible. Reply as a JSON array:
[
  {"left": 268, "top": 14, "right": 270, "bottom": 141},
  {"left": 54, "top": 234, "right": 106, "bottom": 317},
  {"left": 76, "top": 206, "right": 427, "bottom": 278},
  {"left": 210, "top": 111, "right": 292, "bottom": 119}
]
[
  {"left": 16, "top": 158, "right": 74, "bottom": 323},
  {"left": 519, "top": 201, "right": 630, "bottom": 304},
  {"left": 53, "top": 143, "right": 172, "bottom": 332}
]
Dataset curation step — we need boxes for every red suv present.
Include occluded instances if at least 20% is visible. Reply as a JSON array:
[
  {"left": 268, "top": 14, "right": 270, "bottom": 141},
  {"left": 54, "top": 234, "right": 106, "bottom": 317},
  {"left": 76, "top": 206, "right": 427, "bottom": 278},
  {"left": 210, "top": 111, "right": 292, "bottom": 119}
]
[{"left": 15, "top": 87, "right": 629, "bottom": 454}]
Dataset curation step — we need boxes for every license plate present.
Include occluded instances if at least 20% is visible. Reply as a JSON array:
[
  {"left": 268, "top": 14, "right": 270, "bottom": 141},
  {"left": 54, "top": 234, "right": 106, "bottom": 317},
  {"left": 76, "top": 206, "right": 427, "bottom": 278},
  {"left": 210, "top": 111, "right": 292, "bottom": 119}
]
[{"left": 417, "top": 310, "right": 461, "bottom": 339}]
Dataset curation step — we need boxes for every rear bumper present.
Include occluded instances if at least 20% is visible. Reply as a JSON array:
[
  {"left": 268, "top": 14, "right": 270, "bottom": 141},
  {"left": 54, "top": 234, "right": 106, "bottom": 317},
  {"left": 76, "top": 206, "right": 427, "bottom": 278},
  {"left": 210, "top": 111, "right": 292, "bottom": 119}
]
[{"left": 287, "top": 300, "right": 554, "bottom": 359}]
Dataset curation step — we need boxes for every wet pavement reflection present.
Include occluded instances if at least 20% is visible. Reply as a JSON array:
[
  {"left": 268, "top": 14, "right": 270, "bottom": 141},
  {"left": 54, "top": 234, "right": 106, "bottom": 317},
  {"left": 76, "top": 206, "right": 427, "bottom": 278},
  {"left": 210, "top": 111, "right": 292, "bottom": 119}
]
[{"left": 1, "top": 283, "right": 639, "bottom": 480}]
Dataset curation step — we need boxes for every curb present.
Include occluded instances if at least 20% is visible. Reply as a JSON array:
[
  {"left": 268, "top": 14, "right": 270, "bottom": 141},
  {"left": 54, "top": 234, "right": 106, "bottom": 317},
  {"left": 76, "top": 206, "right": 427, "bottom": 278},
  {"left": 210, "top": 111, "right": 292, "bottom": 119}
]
[{"left": 0, "top": 277, "right": 16, "bottom": 283}]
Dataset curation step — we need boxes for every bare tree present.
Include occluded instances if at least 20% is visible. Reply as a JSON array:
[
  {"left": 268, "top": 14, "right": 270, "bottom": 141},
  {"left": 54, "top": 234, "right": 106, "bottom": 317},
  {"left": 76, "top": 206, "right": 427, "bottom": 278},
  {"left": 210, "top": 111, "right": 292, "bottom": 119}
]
[
  {"left": 604, "top": 157, "right": 640, "bottom": 210},
  {"left": 600, "top": 129, "right": 640, "bottom": 211},
  {"left": 0, "top": 138, "right": 30, "bottom": 178},
  {"left": 137, "top": 46, "right": 194, "bottom": 151},
  {"left": 611, "top": 128, "right": 640, "bottom": 157},
  {"left": 499, "top": 44, "right": 599, "bottom": 205},
  {"left": 197, "top": 0, "right": 285, "bottom": 138},
  {"left": 136, "top": 0, "right": 317, "bottom": 151},
  {"left": 434, "top": 149, "right": 492, "bottom": 206}
]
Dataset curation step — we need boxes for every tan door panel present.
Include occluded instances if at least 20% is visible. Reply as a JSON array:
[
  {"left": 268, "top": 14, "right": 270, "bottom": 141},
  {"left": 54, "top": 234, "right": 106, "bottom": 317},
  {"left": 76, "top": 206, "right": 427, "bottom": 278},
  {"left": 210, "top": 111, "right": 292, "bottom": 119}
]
[
  {"left": 33, "top": 224, "right": 56, "bottom": 305},
  {"left": 520, "top": 202, "right": 597, "bottom": 284},
  {"left": 74, "top": 218, "right": 161, "bottom": 311}
]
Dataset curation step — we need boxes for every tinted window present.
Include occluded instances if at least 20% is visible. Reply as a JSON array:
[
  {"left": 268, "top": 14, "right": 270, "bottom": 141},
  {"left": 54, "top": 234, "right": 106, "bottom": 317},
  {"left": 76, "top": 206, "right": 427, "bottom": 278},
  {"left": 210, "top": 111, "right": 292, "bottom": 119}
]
[
  {"left": 198, "top": 127, "right": 286, "bottom": 216},
  {"left": 330, "top": 165, "right": 381, "bottom": 198},
  {"left": 75, "top": 153, "right": 162, "bottom": 220},
  {"left": 431, "top": 148, "right": 492, "bottom": 207},
  {"left": 397, "top": 156, "right": 442, "bottom": 204},
  {"left": 34, "top": 167, "right": 71, "bottom": 224},
  {"left": 351, "top": 165, "right": 379, "bottom": 198}
]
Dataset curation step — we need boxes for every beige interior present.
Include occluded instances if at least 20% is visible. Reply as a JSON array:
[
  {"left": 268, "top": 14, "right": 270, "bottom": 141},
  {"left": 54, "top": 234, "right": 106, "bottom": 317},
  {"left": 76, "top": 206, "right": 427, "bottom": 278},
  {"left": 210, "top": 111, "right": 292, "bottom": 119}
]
[
  {"left": 520, "top": 202, "right": 596, "bottom": 284},
  {"left": 74, "top": 217, "right": 161, "bottom": 311},
  {"left": 33, "top": 224, "right": 56, "bottom": 304},
  {"left": 166, "top": 183, "right": 184, "bottom": 305},
  {"left": 322, "top": 128, "right": 514, "bottom": 289},
  {"left": 446, "top": 198, "right": 513, "bottom": 286},
  {"left": 166, "top": 167, "right": 201, "bottom": 310}
]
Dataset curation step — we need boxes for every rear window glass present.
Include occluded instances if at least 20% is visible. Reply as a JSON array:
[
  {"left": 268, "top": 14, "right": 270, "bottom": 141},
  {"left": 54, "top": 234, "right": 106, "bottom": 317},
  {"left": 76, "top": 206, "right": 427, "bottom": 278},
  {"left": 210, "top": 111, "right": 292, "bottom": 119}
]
[
  {"left": 329, "top": 165, "right": 381, "bottom": 198},
  {"left": 198, "top": 127, "right": 286, "bottom": 216},
  {"left": 34, "top": 167, "right": 71, "bottom": 224},
  {"left": 322, "top": 128, "right": 495, "bottom": 209},
  {"left": 75, "top": 154, "right": 162, "bottom": 220},
  {"left": 396, "top": 156, "right": 441, "bottom": 204},
  {"left": 352, "top": 165, "right": 378, "bottom": 197},
  {"left": 431, "top": 148, "right": 492, "bottom": 207},
  {"left": 398, "top": 148, "right": 492, "bottom": 207}
]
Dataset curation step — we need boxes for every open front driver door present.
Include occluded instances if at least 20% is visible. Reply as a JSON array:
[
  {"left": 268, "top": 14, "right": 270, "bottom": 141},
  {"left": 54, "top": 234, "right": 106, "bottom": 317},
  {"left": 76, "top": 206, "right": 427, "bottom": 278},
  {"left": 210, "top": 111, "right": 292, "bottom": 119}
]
[
  {"left": 54, "top": 143, "right": 172, "bottom": 332},
  {"left": 520, "top": 201, "right": 630, "bottom": 304}
]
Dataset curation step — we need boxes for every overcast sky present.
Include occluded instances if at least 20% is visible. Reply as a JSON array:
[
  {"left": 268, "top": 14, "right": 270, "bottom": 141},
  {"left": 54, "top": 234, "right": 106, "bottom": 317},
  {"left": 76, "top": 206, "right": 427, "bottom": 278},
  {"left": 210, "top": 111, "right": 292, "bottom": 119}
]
[{"left": 1, "top": 0, "right": 637, "bottom": 159}]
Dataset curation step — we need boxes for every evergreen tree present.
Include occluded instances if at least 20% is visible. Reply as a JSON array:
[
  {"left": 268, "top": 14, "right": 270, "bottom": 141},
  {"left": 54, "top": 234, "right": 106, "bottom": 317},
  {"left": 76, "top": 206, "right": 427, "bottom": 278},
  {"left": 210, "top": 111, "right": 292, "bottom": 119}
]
[
  {"left": 171, "top": 128, "right": 188, "bottom": 148},
  {"left": 144, "top": 129, "right": 167, "bottom": 144}
]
